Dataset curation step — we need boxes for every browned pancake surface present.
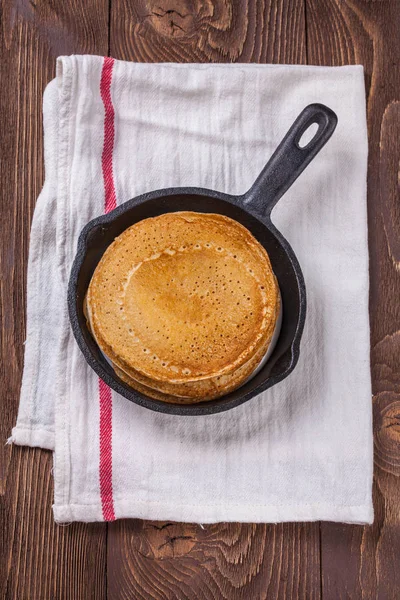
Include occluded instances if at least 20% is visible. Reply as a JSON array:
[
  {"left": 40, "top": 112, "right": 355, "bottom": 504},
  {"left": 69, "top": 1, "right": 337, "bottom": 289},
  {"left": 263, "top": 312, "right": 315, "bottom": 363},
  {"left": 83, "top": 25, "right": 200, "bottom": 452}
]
[
  {"left": 88, "top": 212, "right": 279, "bottom": 384},
  {"left": 108, "top": 331, "right": 272, "bottom": 400}
]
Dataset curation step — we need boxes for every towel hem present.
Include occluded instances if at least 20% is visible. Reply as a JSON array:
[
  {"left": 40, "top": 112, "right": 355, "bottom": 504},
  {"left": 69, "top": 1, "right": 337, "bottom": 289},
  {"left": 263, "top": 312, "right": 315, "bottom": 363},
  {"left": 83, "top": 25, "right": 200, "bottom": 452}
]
[
  {"left": 53, "top": 500, "right": 374, "bottom": 525},
  {"left": 10, "top": 426, "right": 55, "bottom": 450}
]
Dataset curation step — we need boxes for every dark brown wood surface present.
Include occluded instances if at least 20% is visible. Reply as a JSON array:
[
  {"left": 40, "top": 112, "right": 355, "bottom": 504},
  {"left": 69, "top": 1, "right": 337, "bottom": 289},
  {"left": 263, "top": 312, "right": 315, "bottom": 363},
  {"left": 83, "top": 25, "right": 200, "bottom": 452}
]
[{"left": 1, "top": 0, "right": 399, "bottom": 598}]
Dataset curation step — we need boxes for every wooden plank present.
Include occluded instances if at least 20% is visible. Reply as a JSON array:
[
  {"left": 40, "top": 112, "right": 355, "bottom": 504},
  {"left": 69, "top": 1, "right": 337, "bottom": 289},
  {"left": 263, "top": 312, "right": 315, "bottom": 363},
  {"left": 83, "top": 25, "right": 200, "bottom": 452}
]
[
  {"left": 108, "top": 520, "right": 320, "bottom": 600},
  {"left": 108, "top": 2, "right": 321, "bottom": 599},
  {"left": 110, "top": 0, "right": 307, "bottom": 64},
  {"left": 305, "top": 1, "right": 400, "bottom": 598},
  {"left": 0, "top": 2, "right": 109, "bottom": 598}
]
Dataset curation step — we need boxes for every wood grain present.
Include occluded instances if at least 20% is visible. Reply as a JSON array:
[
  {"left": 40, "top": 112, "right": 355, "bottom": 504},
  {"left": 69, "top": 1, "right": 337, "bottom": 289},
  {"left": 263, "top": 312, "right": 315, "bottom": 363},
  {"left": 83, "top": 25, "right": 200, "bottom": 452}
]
[
  {"left": 0, "top": 1, "right": 109, "bottom": 598},
  {"left": 306, "top": 0, "right": 400, "bottom": 598},
  {"left": 108, "top": 520, "right": 320, "bottom": 600},
  {"left": 110, "top": 0, "right": 306, "bottom": 64}
]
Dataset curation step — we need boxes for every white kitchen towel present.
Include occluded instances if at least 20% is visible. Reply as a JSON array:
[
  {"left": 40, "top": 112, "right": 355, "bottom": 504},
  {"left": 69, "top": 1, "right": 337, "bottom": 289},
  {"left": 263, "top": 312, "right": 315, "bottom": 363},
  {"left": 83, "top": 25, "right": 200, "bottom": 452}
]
[{"left": 11, "top": 56, "right": 373, "bottom": 524}]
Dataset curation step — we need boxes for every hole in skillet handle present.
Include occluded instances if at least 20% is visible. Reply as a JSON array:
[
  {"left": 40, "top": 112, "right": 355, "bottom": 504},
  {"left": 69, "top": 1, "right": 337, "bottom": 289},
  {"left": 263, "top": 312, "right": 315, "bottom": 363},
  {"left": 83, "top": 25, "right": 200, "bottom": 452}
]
[{"left": 297, "top": 122, "right": 319, "bottom": 148}]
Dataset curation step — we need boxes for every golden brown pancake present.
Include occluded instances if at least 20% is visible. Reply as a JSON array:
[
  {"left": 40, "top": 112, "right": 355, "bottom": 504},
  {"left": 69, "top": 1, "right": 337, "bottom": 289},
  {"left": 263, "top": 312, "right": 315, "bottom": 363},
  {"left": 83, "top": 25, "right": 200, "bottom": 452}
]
[
  {"left": 112, "top": 365, "right": 196, "bottom": 404},
  {"left": 109, "top": 332, "right": 273, "bottom": 401},
  {"left": 87, "top": 212, "right": 280, "bottom": 401},
  {"left": 86, "top": 294, "right": 276, "bottom": 402}
]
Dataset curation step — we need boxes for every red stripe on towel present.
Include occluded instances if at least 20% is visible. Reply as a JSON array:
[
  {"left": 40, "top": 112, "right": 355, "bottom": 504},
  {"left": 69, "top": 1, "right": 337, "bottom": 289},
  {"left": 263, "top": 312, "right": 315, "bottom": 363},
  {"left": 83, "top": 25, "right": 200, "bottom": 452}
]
[
  {"left": 99, "top": 56, "right": 116, "bottom": 521},
  {"left": 99, "top": 379, "right": 115, "bottom": 521},
  {"left": 101, "top": 57, "right": 118, "bottom": 213}
]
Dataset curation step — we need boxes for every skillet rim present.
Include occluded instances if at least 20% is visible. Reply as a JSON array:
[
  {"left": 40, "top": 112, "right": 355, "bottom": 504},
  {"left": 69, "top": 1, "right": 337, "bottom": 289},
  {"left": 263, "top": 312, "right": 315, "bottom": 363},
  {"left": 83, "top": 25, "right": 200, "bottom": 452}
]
[{"left": 68, "top": 186, "right": 306, "bottom": 415}]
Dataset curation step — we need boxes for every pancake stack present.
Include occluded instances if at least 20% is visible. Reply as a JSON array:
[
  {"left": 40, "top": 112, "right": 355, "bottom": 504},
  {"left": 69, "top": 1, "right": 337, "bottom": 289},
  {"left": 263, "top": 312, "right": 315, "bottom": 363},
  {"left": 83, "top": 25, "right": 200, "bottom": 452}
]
[{"left": 86, "top": 212, "right": 280, "bottom": 404}]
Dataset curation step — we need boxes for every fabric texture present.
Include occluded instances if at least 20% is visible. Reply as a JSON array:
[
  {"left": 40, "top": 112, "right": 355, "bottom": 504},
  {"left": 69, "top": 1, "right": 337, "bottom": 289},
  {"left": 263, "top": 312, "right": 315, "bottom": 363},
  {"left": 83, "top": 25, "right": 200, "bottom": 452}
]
[{"left": 11, "top": 55, "right": 373, "bottom": 524}]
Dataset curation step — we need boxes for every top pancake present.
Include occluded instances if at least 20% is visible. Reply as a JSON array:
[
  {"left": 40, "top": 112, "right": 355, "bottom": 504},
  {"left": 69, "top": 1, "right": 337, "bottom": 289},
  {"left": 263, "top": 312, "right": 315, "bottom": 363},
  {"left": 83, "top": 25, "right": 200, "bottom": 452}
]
[{"left": 87, "top": 212, "right": 280, "bottom": 384}]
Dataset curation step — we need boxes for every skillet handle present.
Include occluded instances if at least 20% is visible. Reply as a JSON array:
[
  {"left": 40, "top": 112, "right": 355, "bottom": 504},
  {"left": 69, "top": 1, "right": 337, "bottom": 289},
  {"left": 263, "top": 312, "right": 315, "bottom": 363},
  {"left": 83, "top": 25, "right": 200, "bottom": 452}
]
[{"left": 243, "top": 104, "right": 338, "bottom": 217}]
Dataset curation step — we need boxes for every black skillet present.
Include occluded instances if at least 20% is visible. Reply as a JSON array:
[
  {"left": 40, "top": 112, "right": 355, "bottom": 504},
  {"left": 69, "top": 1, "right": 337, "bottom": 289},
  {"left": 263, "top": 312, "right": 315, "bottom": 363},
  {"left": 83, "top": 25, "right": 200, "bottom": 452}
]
[{"left": 68, "top": 103, "right": 337, "bottom": 416}]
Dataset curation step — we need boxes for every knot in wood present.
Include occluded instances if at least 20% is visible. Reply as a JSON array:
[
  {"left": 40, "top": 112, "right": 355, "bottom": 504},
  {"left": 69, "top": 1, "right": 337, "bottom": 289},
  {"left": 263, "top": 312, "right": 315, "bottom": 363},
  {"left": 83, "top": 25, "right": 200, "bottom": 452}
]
[
  {"left": 374, "top": 393, "right": 400, "bottom": 476},
  {"left": 146, "top": 1, "right": 196, "bottom": 38},
  {"left": 134, "top": 521, "right": 198, "bottom": 559}
]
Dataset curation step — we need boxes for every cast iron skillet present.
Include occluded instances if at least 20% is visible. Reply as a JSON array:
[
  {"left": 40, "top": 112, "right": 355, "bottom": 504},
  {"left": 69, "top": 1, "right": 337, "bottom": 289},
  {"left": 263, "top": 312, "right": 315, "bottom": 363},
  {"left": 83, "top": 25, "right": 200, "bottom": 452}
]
[{"left": 68, "top": 103, "right": 337, "bottom": 416}]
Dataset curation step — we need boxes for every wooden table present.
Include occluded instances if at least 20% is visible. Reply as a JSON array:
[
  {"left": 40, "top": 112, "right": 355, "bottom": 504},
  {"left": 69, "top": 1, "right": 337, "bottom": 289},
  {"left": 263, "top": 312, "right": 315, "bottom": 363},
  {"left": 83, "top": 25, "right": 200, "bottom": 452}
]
[{"left": 1, "top": 1, "right": 399, "bottom": 598}]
